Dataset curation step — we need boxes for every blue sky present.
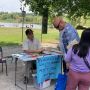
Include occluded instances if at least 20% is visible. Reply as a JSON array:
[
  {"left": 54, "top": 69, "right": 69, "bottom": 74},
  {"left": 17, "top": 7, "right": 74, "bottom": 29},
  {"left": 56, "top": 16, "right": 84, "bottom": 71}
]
[{"left": 0, "top": 0, "right": 29, "bottom": 13}]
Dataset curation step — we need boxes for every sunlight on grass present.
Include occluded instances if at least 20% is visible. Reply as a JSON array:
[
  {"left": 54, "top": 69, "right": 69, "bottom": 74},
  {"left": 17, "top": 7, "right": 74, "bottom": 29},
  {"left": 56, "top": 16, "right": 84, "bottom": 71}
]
[{"left": 0, "top": 27, "right": 83, "bottom": 46}]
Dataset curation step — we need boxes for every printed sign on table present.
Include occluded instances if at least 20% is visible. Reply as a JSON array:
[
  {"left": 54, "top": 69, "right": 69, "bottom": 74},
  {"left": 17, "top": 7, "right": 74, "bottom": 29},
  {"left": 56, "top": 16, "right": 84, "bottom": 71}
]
[{"left": 36, "top": 55, "right": 63, "bottom": 83}]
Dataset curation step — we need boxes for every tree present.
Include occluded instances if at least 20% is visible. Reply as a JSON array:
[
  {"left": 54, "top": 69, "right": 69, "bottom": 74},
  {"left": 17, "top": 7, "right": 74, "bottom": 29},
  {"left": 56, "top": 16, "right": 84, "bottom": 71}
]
[
  {"left": 22, "top": 0, "right": 90, "bottom": 32},
  {"left": 51, "top": 0, "right": 90, "bottom": 26},
  {"left": 21, "top": 0, "right": 65, "bottom": 33},
  {"left": 21, "top": 0, "right": 51, "bottom": 33}
]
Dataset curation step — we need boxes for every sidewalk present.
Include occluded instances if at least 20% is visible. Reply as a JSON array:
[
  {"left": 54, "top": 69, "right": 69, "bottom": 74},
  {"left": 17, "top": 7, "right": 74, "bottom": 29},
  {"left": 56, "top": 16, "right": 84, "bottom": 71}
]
[{"left": 0, "top": 60, "right": 54, "bottom": 90}]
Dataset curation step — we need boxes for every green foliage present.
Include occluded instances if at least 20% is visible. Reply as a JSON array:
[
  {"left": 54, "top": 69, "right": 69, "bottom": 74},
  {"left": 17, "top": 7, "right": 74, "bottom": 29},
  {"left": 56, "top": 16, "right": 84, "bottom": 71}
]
[
  {"left": 22, "top": 0, "right": 51, "bottom": 15},
  {"left": 0, "top": 12, "right": 42, "bottom": 24},
  {"left": 22, "top": 0, "right": 90, "bottom": 24},
  {"left": 22, "top": 0, "right": 55, "bottom": 33}
]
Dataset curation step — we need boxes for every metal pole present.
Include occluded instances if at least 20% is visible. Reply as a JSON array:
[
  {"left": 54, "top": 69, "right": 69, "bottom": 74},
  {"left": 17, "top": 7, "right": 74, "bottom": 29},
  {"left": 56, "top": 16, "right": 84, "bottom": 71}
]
[
  {"left": 41, "top": 29, "right": 42, "bottom": 42},
  {"left": 22, "top": 16, "right": 24, "bottom": 42},
  {"left": 21, "top": 7, "right": 26, "bottom": 42},
  {"left": 15, "top": 58, "right": 18, "bottom": 86}
]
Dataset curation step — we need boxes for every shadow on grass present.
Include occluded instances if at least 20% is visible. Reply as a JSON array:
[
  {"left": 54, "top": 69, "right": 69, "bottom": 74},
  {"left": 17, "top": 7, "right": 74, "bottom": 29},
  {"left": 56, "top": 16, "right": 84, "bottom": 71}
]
[{"left": 0, "top": 42, "right": 21, "bottom": 46}]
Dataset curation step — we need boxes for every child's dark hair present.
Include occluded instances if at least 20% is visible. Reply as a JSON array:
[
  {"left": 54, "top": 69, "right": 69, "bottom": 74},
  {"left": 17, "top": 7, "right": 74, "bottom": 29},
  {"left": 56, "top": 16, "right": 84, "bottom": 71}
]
[
  {"left": 25, "top": 29, "right": 33, "bottom": 35},
  {"left": 72, "top": 28, "right": 90, "bottom": 58}
]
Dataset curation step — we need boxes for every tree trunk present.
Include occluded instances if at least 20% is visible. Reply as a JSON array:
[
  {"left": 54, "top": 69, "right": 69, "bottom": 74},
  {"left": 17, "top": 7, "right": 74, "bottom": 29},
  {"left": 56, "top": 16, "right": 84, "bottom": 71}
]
[{"left": 42, "top": 8, "right": 48, "bottom": 34}]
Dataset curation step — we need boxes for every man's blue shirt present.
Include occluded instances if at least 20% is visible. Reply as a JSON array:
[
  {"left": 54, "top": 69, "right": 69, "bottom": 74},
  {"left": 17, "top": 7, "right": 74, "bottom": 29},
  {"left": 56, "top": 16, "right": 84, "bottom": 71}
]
[{"left": 59, "top": 23, "right": 80, "bottom": 53}]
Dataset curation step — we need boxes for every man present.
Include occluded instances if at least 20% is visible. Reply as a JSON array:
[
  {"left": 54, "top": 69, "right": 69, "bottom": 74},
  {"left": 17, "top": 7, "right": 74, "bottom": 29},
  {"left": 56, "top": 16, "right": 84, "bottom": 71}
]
[
  {"left": 22, "top": 29, "right": 44, "bottom": 83},
  {"left": 53, "top": 17, "right": 80, "bottom": 72}
]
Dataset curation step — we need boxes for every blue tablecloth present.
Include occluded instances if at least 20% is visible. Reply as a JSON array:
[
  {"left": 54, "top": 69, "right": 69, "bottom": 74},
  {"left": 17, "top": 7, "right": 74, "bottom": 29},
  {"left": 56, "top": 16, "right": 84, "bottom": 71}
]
[{"left": 36, "top": 55, "right": 63, "bottom": 83}]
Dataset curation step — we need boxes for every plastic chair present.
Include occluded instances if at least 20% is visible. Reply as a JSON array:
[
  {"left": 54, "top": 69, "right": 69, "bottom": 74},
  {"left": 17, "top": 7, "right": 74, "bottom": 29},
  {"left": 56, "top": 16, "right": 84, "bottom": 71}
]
[{"left": 0, "top": 46, "right": 8, "bottom": 75}]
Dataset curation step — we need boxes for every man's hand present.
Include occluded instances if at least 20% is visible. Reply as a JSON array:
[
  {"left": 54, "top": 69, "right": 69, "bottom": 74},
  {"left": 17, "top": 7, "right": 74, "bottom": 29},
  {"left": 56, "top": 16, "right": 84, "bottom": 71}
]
[
  {"left": 37, "top": 48, "right": 45, "bottom": 53},
  {"left": 67, "top": 39, "right": 79, "bottom": 49}
]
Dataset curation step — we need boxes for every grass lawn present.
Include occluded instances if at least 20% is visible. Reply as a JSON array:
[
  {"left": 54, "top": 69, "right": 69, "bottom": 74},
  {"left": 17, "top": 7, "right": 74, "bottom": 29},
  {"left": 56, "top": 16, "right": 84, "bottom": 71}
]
[{"left": 0, "top": 27, "right": 83, "bottom": 46}]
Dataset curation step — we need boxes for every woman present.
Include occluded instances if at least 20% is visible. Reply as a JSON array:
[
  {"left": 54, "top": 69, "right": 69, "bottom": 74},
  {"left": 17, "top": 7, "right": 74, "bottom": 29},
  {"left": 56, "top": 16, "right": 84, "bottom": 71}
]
[{"left": 65, "top": 28, "right": 90, "bottom": 90}]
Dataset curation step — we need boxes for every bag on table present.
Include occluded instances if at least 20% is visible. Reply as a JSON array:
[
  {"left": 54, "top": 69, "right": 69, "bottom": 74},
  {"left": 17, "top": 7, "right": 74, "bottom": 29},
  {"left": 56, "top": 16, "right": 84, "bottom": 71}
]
[{"left": 55, "top": 73, "right": 67, "bottom": 90}]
